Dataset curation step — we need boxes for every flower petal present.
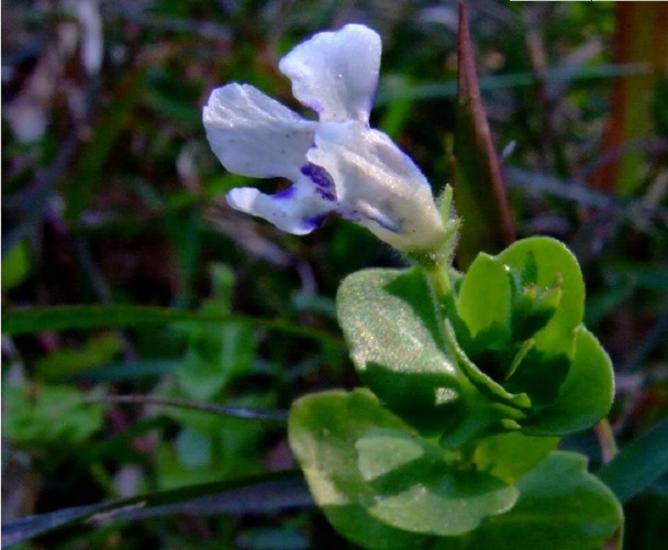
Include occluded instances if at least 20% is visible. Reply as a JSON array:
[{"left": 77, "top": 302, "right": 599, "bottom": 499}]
[
  {"left": 203, "top": 83, "right": 316, "bottom": 180},
  {"left": 226, "top": 176, "right": 334, "bottom": 235},
  {"left": 279, "top": 24, "right": 381, "bottom": 123},
  {"left": 307, "top": 121, "right": 445, "bottom": 252}
]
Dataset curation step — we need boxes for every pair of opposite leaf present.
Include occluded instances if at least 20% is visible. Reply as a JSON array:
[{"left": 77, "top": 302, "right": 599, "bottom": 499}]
[{"left": 336, "top": 237, "right": 614, "bottom": 443}]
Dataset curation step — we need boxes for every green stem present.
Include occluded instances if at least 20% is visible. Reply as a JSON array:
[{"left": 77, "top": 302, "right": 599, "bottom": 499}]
[
  {"left": 424, "top": 262, "right": 455, "bottom": 319},
  {"left": 426, "top": 264, "right": 451, "bottom": 297}
]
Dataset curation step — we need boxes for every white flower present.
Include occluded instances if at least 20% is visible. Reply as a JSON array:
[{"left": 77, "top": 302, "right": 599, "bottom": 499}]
[{"left": 202, "top": 24, "right": 445, "bottom": 253}]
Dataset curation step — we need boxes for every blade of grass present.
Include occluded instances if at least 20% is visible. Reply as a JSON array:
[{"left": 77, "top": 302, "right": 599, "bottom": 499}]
[
  {"left": 72, "top": 359, "right": 180, "bottom": 382},
  {"left": 374, "top": 63, "right": 650, "bottom": 106},
  {"left": 452, "top": 0, "right": 515, "bottom": 267},
  {"left": 1, "top": 471, "right": 310, "bottom": 547},
  {"left": 1, "top": 305, "right": 343, "bottom": 348},
  {"left": 597, "top": 418, "right": 668, "bottom": 503},
  {"left": 86, "top": 394, "right": 288, "bottom": 423},
  {"left": 504, "top": 166, "right": 668, "bottom": 228}
]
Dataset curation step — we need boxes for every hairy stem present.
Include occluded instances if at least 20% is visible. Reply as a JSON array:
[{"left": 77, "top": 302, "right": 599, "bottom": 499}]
[{"left": 424, "top": 262, "right": 455, "bottom": 319}]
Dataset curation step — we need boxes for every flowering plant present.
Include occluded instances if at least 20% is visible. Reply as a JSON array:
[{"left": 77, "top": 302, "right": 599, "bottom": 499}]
[{"left": 204, "top": 23, "right": 622, "bottom": 550}]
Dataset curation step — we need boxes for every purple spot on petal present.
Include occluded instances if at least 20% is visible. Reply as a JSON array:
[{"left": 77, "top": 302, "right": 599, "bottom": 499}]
[
  {"left": 302, "top": 213, "right": 327, "bottom": 230},
  {"left": 315, "top": 188, "right": 337, "bottom": 201},
  {"left": 301, "top": 163, "right": 337, "bottom": 202},
  {"left": 301, "top": 164, "right": 333, "bottom": 189},
  {"left": 273, "top": 186, "right": 296, "bottom": 199}
]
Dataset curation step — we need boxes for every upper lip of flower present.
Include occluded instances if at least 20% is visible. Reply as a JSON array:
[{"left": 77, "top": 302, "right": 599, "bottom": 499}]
[{"left": 202, "top": 24, "right": 445, "bottom": 251}]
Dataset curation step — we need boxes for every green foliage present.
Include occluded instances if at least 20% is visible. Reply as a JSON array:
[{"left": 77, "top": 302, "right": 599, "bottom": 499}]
[
  {"left": 336, "top": 237, "right": 613, "bottom": 443},
  {"left": 457, "top": 252, "right": 511, "bottom": 340},
  {"left": 4, "top": 384, "right": 105, "bottom": 445},
  {"left": 524, "top": 326, "right": 615, "bottom": 435},
  {"left": 36, "top": 333, "right": 123, "bottom": 380},
  {"left": 289, "top": 390, "right": 518, "bottom": 544},
  {"left": 472, "top": 431, "right": 558, "bottom": 483},
  {"left": 598, "top": 417, "right": 668, "bottom": 503},
  {"left": 176, "top": 264, "right": 256, "bottom": 400},
  {"left": 450, "top": 452, "right": 623, "bottom": 550},
  {"left": 289, "top": 390, "right": 622, "bottom": 549},
  {"left": 336, "top": 267, "right": 464, "bottom": 436},
  {"left": 2, "top": 304, "right": 341, "bottom": 347},
  {"left": 497, "top": 237, "right": 584, "bottom": 357},
  {"left": 155, "top": 265, "right": 270, "bottom": 489},
  {"left": 2, "top": 240, "right": 31, "bottom": 291},
  {"left": 297, "top": 236, "right": 621, "bottom": 546}
]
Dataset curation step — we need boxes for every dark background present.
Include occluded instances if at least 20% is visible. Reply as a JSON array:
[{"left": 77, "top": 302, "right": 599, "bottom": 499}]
[{"left": 2, "top": 1, "right": 667, "bottom": 547}]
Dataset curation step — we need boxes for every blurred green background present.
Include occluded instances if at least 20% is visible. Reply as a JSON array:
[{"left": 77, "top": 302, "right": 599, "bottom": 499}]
[{"left": 2, "top": 1, "right": 667, "bottom": 548}]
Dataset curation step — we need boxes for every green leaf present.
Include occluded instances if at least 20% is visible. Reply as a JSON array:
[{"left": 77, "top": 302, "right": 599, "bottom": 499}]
[
  {"left": 289, "top": 390, "right": 428, "bottom": 549},
  {"left": 497, "top": 237, "right": 585, "bottom": 356},
  {"left": 367, "top": 470, "right": 516, "bottom": 537},
  {"left": 177, "top": 266, "right": 256, "bottom": 400},
  {"left": 598, "top": 417, "right": 668, "bottom": 503},
  {"left": 457, "top": 252, "right": 511, "bottom": 339},
  {"left": 337, "top": 268, "right": 528, "bottom": 439},
  {"left": 444, "top": 321, "right": 529, "bottom": 412},
  {"left": 450, "top": 238, "right": 587, "bottom": 410},
  {"left": 2, "top": 239, "right": 31, "bottom": 290},
  {"left": 374, "top": 64, "right": 650, "bottom": 106},
  {"left": 523, "top": 326, "right": 614, "bottom": 435},
  {"left": 144, "top": 87, "right": 201, "bottom": 131},
  {"left": 35, "top": 333, "right": 123, "bottom": 380},
  {"left": 451, "top": 451, "right": 623, "bottom": 550},
  {"left": 355, "top": 431, "right": 427, "bottom": 482},
  {"left": 473, "top": 431, "right": 559, "bottom": 483},
  {"left": 178, "top": 322, "right": 255, "bottom": 400},
  {"left": 502, "top": 347, "right": 570, "bottom": 407},
  {"left": 289, "top": 389, "right": 518, "bottom": 543},
  {"left": 175, "top": 428, "right": 212, "bottom": 469},
  {"left": 3, "top": 384, "right": 105, "bottom": 445},
  {"left": 337, "top": 268, "right": 462, "bottom": 435},
  {"left": 1, "top": 305, "right": 342, "bottom": 348}
]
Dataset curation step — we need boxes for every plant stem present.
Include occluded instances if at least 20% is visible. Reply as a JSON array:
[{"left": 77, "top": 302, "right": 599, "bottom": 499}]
[
  {"left": 424, "top": 262, "right": 455, "bottom": 319},
  {"left": 86, "top": 394, "right": 288, "bottom": 423},
  {"left": 426, "top": 263, "right": 451, "bottom": 298},
  {"left": 594, "top": 417, "right": 619, "bottom": 464}
]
